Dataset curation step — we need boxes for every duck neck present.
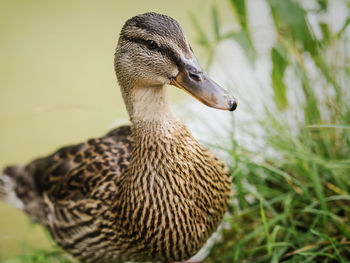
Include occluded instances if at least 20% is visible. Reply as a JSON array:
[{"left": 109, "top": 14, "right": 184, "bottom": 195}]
[
  {"left": 122, "top": 83, "right": 191, "bottom": 187},
  {"left": 124, "top": 84, "right": 176, "bottom": 126}
]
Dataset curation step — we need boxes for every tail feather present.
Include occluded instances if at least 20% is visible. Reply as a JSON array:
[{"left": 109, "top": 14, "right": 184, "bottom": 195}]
[
  {"left": 0, "top": 166, "right": 45, "bottom": 223},
  {"left": 0, "top": 172, "right": 24, "bottom": 209},
  {"left": 0, "top": 173, "right": 7, "bottom": 200}
]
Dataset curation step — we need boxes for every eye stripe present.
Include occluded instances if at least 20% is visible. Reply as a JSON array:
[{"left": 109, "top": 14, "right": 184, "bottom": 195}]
[{"left": 121, "top": 36, "right": 182, "bottom": 68}]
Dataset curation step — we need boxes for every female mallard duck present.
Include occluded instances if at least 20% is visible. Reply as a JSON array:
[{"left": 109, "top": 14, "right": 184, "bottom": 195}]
[{"left": 0, "top": 12, "right": 237, "bottom": 262}]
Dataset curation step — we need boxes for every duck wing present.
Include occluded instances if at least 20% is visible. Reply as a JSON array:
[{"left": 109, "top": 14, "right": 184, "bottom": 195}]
[{"left": 33, "top": 125, "right": 133, "bottom": 201}]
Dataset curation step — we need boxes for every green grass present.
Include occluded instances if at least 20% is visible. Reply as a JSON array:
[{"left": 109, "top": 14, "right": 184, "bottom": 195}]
[
  {"left": 2, "top": 223, "right": 77, "bottom": 263},
  {"left": 206, "top": 120, "right": 350, "bottom": 262},
  {"left": 4, "top": 249, "right": 76, "bottom": 263}
]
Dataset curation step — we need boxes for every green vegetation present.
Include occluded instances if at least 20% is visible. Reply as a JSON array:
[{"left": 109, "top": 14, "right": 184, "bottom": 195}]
[
  {"left": 4, "top": 249, "right": 75, "bottom": 263},
  {"left": 192, "top": 0, "right": 350, "bottom": 262}
]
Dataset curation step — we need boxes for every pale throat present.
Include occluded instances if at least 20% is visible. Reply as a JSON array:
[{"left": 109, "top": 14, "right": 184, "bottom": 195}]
[{"left": 128, "top": 84, "right": 176, "bottom": 123}]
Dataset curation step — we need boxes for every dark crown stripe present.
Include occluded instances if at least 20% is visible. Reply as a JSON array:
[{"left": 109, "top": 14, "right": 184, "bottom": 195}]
[{"left": 124, "top": 13, "right": 182, "bottom": 37}]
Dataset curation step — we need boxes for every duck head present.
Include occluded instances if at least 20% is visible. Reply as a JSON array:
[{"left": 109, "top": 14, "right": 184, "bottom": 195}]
[{"left": 114, "top": 12, "right": 237, "bottom": 120}]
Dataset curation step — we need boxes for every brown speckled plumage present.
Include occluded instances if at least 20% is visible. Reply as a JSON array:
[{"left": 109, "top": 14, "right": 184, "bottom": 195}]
[{"left": 0, "top": 12, "right": 234, "bottom": 263}]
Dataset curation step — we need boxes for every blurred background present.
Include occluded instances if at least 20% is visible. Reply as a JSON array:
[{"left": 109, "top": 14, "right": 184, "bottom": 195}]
[{"left": 1, "top": 0, "right": 350, "bottom": 262}]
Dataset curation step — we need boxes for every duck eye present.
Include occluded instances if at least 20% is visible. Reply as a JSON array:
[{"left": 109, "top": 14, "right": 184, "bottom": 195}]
[{"left": 145, "top": 40, "right": 158, "bottom": 50}]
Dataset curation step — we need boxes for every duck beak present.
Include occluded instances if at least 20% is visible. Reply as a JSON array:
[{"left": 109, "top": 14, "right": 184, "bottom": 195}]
[{"left": 170, "top": 55, "right": 237, "bottom": 111}]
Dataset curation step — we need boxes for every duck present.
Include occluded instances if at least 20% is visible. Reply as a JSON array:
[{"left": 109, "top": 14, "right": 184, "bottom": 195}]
[{"left": 0, "top": 12, "right": 237, "bottom": 263}]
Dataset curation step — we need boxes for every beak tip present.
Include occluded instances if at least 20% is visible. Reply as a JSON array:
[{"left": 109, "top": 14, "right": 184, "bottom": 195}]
[{"left": 228, "top": 98, "right": 238, "bottom": 111}]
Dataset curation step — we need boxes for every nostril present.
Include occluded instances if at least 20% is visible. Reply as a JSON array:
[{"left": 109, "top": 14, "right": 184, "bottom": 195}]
[{"left": 189, "top": 72, "right": 201, "bottom": 82}]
